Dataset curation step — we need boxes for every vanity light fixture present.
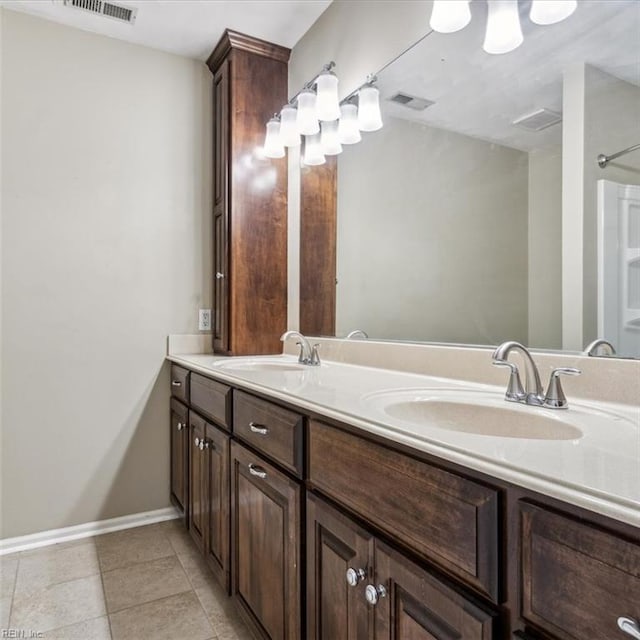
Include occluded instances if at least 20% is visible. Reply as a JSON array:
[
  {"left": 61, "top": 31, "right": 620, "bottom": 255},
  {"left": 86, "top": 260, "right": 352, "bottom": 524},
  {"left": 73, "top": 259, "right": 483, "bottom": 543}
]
[
  {"left": 263, "top": 62, "right": 383, "bottom": 166},
  {"left": 429, "top": 0, "right": 578, "bottom": 56},
  {"left": 337, "top": 102, "right": 361, "bottom": 144},
  {"left": 302, "top": 133, "right": 326, "bottom": 166},
  {"left": 530, "top": 0, "right": 577, "bottom": 25},
  {"left": 320, "top": 120, "right": 343, "bottom": 155},
  {"left": 262, "top": 116, "right": 285, "bottom": 159},
  {"left": 429, "top": 0, "right": 471, "bottom": 33},
  {"left": 483, "top": 0, "right": 523, "bottom": 55},
  {"left": 279, "top": 104, "right": 300, "bottom": 147},
  {"left": 357, "top": 83, "right": 383, "bottom": 132}
]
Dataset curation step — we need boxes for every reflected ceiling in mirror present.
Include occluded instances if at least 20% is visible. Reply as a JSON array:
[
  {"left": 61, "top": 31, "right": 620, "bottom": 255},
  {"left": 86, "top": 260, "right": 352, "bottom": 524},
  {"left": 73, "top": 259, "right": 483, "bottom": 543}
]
[{"left": 316, "top": 0, "right": 640, "bottom": 358}]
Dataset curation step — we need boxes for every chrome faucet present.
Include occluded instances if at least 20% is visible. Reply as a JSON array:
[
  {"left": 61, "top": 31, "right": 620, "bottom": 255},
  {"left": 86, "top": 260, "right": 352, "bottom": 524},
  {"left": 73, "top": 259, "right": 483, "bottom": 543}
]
[
  {"left": 280, "top": 331, "right": 321, "bottom": 366},
  {"left": 584, "top": 338, "right": 616, "bottom": 357},
  {"left": 492, "top": 341, "right": 581, "bottom": 409},
  {"left": 345, "top": 329, "right": 369, "bottom": 340}
]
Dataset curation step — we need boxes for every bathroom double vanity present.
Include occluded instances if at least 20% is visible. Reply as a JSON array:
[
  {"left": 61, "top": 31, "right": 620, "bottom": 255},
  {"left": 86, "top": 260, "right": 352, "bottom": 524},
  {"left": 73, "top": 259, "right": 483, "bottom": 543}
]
[{"left": 167, "top": 341, "right": 639, "bottom": 640}]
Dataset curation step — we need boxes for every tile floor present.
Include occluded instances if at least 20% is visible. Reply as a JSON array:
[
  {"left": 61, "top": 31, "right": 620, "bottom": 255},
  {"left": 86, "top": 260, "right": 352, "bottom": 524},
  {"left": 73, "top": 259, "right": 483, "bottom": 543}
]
[{"left": 0, "top": 519, "right": 252, "bottom": 639}]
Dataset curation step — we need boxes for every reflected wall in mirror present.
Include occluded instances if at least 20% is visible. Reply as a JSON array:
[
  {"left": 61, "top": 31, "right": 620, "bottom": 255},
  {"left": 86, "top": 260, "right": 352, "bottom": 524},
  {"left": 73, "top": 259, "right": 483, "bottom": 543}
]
[{"left": 302, "top": 0, "right": 640, "bottom": 358}]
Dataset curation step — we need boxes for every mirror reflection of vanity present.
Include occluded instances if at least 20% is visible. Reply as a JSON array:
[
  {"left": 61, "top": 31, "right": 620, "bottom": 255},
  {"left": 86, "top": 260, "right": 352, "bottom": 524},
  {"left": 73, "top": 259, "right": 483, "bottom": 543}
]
[{"left": 300, "top": 0, "right": 640, "bottom": 358}]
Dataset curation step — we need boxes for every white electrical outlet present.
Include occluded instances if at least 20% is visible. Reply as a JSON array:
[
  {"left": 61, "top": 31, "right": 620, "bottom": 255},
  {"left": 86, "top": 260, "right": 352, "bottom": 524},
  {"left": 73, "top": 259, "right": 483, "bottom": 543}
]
[{"left": 199, "top": 309, "right": 211, "bottom": 331}]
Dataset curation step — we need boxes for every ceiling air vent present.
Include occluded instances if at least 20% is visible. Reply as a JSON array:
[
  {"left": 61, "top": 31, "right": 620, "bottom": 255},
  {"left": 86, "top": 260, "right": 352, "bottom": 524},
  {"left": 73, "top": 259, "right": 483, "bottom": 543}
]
[
  {"left": 63, "top": 0, "right": 137, "bottom": 24},
  {"left": 512, "top": 108, "right": 562, "bottom": 132},
  {"left": 388, "top": 92, "right": 435, "bottom": 111}
]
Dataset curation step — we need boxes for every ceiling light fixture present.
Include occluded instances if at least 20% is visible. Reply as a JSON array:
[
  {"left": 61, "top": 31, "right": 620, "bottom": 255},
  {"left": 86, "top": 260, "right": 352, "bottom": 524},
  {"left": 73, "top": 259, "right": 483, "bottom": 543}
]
[
  {"left": 429, "top": 0, "right": 579, "bottom": 57},
  {"left": 483, "top": 0, "right": 523, "bottom": 55},
  {"left": 262, "top": 63, "right": 383, "bottom": 167},
  {"left": 429, "top": 0, "right": 471, "bottom": 33},
  {"left": 530, "top": 0, "right": 577, "bottom": 25}
]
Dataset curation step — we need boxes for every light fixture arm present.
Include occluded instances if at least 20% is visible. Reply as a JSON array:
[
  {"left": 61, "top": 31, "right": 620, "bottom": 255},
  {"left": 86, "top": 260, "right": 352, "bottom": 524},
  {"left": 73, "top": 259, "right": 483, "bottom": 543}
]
[
  {"left": 340, "top": 75, "right": 378, "bottom": 105},
  {"left": 286, "top": 61, "right": 336, "bottom": 106}
]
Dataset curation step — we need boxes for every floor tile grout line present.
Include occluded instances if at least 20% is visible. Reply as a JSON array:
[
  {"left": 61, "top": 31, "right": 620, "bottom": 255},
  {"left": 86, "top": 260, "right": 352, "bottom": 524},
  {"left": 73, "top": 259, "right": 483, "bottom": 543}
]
[
  {"left": 44, "top": 613, "right": 110, "bottom": 638},
  {"left": 104, "top": 585, "right": 193, "bottom": 617},
  {"left": 97, "top": 557, "right": 114, "bottom": 640},
  {"left": 6, "top": 556, "right": 19, "bottom": 628},
  {"left": 12, "top": 570, "right": 103, "bottom": 601}
]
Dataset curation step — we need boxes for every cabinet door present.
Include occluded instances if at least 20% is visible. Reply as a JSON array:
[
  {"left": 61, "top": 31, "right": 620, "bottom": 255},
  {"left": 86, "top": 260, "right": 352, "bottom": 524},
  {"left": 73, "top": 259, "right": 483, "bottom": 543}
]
[
  {"left": 170, "top": 399, "right": 188, "bottom": 518},
  {"left": 373, "top": 541, "right": 495, "bottom": 640},
  {"left": 205, "top": 422, "right": 230, "bottom": 592},
  {"left": 189, "top": 413, "right": 208, "bottom": 553},
  {"left": 230, "top": 441, "right": 301, "bottom": 640},
  {"left": 213, "top": 61, "right": 229, "bottom": 354},
  {"left": 307, "top": 494, "right": 373, "bottom": 640}
]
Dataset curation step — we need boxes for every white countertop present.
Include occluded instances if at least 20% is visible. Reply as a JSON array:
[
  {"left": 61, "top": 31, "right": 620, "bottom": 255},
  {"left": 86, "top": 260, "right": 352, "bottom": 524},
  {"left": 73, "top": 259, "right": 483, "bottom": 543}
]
[{"left": 168, "top": 353, "right": 640, "bottom": 528}]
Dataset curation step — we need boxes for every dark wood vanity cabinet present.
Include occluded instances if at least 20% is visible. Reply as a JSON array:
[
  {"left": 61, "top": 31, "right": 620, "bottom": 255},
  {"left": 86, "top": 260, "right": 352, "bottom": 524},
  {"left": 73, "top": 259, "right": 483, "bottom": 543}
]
[
  {"left": 230, "top": 440, "right": 302, "bottom": 640},
  {"left": 206, "top": 31, "right": 290, "bottom": 356},
  {"left": 307, "top": 494, "right": 496, "bottom": 640},
  {"left": 169, "top": 364, "right": 640, "bottom": 640}
]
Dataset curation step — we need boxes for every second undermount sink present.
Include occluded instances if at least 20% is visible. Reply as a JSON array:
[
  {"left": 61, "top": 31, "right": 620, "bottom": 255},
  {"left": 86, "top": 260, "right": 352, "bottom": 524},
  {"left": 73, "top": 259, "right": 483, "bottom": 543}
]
[
  {"left": 213, "top": 356, "right": 307, "bottom": 373},
  {"left": 364, "top": 389, "right": 586, "bottom": 440}
]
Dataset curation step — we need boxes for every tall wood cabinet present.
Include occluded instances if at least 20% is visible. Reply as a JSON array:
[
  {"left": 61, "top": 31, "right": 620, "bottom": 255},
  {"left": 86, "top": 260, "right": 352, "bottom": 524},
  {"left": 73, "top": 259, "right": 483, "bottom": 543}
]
[{"left": 206, "top": 31, "right": 290, "bottom": 356}]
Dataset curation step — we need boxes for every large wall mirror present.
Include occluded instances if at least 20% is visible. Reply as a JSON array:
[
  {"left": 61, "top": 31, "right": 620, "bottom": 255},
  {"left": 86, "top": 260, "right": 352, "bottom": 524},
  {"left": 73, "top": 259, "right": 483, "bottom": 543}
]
[{"left": 302, "top": 0, "right": 640, "bottom": 358}]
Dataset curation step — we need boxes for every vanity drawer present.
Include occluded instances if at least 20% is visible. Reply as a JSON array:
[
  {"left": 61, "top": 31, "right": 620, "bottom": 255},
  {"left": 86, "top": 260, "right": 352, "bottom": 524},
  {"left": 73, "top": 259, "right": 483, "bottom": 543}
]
[
  {"left": 521, "top": 502, "right": 640, "bottom": 640},
  {"left": 233, "top": 391, "right": 304, "bottom": 477},
  {"left": 170, "top": 365, "right": 190, "bottom": 403},
  {"left": 190, "top": 373, "right": 231, "bottom": 430},
  {"left": 309, "top": 421, "right": 499, "bottom": 600}
]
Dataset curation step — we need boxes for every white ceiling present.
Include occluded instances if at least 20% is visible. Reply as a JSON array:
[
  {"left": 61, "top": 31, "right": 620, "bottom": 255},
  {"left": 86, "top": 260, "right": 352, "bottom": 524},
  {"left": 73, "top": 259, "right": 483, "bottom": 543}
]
[
  {"left": 0, "top": 0, "right": 332, "bottom": 60},
  {"left": 379, "top": 0, "right": 640, "bottom": 152}
]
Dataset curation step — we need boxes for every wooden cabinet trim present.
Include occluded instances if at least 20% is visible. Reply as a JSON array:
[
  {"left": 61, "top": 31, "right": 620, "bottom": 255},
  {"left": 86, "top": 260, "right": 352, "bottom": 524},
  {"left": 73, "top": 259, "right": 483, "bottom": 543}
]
[
  {"left": 189, "top": 373, "right": 231, "bottom": 430},
  {"left": 170, "top": 364, "right": 190, "bottom": 404},
  {"left": 207, "top": 29, "right": 290, "bottom": 72}
]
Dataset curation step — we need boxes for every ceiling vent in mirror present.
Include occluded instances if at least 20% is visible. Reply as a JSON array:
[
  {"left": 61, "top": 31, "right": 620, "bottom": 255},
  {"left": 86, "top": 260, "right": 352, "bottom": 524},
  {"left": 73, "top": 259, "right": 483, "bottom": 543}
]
[
  {"left": 388, "top": 92, "right": 435, "bottom": 111},
  {"left": 63, "top": 0, "right": 137, "bottom": 24},
  {"left": 512, "top": 108, "right": 562, "bottom": 132}
]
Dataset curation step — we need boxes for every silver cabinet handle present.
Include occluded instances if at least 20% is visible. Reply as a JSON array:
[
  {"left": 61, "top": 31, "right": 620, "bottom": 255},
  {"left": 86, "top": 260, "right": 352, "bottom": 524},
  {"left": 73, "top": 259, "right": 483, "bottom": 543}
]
[
  {"left": 364, "top": 583, "right": 387, "bottom": 606},
  {"left": 199, "top": 440, "right": 206, "bottom": 451},
  {"left": 177, "top": 422, "right": 184, "bottom": 431},
  {"left": 248, "top": 463, "right": 267, "bottom": 479},
  {"left": 346, "top": 567, "right": 366, "bottom": 587},
  {"left": 194, "top": 437, "right": 200, "bottom": 447},
  {"left": 171, "top": 380, "right": 182, "bottom": 387},
  {"left": 619, "top": 617, "right": 640, "bottom": 640},
  {"left": 215, "top": 272, "right": 225, "bottom": 279},
  {"left": 249, "top": 422, "right": 269, "bottom": 436}
]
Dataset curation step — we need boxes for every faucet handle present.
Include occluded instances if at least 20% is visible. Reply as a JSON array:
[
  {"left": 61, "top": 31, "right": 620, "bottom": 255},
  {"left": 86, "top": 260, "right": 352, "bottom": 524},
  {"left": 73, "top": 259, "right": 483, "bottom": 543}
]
[
  {"left": 310, "top": 344, "right": 321, "bottom": 366},
  {"left": 492, "top": 360, "right": 525, "bottom": 402},
  {"left": 543, "top": 367, "right": 581, "bottom": 409}
]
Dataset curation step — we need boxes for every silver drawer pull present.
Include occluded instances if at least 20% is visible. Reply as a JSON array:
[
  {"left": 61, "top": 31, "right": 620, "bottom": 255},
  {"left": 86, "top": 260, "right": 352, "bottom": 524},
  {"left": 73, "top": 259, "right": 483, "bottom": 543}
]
[
  {"left": 619, "top": 617, "right": 640, "bottom": 640},
  {"left": 171, "top": 380, "right": 182, "bottom": 387},
  {"left": 249, "top": 422, "right": 269, "bottom": 436},
  {"left": 194, "top": 437, "right": 200, "bottom": 447},
  {"left": 177, "top": 422, "right": 184, "bottom": 431},
  {"left": 248, "top": 463, "right": 267, "bottom": 479},
  {"left": 215, "top": 272, "right": 225, "bottom": 279}
]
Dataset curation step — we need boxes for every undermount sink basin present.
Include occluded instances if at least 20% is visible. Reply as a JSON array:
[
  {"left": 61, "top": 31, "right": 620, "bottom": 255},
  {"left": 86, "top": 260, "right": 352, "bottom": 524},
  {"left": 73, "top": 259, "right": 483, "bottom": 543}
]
[
  {"left": 214, "top": 357, "right": 306, "bottom": 373},
  {"left": 364, "top": 388, "right": 586, "bottom": 440}
]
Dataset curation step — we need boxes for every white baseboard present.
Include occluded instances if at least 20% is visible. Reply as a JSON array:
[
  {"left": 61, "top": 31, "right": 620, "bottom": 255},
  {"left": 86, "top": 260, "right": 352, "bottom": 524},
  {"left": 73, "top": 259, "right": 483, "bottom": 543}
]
[{"left": 0, "top": 507, "right": 181, "bottom": 556}]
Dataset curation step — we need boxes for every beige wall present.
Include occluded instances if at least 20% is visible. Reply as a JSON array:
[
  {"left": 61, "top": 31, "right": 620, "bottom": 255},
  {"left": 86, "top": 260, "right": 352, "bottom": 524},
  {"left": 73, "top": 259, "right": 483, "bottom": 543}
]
[
  {"left": 336, "top": 116, "right": 529, "bottom": 344},
  {"left": 1, "top": 10, "right": 212, "bottom": 538},
  {"left": 528, "top": 147, "right": 562, "bottom": 349}
]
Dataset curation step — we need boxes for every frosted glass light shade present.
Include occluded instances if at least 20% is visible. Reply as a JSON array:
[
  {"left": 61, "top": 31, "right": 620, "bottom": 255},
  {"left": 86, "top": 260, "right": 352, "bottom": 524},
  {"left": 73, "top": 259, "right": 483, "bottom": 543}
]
[
  {"left": 357, "top": 85, "right": 383, "bottom": 132},
  {"left": 303, "top": 133, "right": 326, "bottom": 166},
  {"left": 296, "top": 89, "right": 319, "bottom": 135},
  {"left": 530, "top": 0, "right": 577, "bottom": 25},
  {"left": 483, "top": 0, "right": 523, "bottom": 54},
  {"left": 430, "top": 0, "right": 471, "bottom": 33},
  {"left": 320, "top": 120, "right": 343, "bottom": 155},
  {"left": 315, "top": 71, "right": 340, "bottom": 121},
  {"left": 338, "top": 103, "right": 361, "bottom": 144},
  {"left": 279, "top": 104, "right": 300, "bottom": 147},
  {"left": 263, "top": 118, "right": 285, "bottom": 159}
]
